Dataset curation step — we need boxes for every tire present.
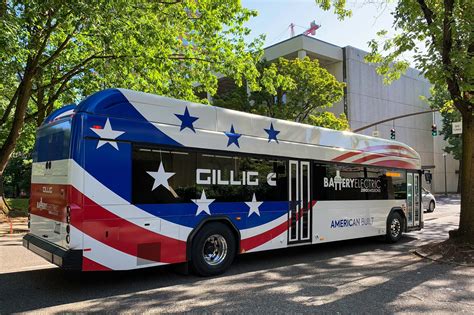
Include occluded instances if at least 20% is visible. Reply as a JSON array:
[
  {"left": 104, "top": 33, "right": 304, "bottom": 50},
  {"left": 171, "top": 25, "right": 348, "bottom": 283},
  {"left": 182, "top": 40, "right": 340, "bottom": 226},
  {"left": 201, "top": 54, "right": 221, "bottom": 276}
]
[
  {"left": 190, "top": 222, "right": 236, "bottom": 276},
  {"left": 428, "top": 200, "right": 435, "bottom": 213},
  {"left": 386, "top": 212, "right": 403, "bottom": 243}
]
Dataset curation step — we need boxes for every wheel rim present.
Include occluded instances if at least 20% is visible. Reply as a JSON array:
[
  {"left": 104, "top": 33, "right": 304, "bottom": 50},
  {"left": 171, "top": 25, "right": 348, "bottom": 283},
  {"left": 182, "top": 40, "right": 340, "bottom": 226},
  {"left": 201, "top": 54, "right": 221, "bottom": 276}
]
[
  {"left": 390, "top": 218, "right": 401, "bottom": 238},
  {"left": 202, "top": 234, "right": 228, "bottom": 266}
]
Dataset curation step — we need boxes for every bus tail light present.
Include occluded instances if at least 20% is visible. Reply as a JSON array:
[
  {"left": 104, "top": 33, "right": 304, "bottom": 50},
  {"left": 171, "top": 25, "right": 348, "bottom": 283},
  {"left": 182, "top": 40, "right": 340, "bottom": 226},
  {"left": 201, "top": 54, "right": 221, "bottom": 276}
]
[{"left": 66, "top": 206, "right": 71, "bottom": 244}]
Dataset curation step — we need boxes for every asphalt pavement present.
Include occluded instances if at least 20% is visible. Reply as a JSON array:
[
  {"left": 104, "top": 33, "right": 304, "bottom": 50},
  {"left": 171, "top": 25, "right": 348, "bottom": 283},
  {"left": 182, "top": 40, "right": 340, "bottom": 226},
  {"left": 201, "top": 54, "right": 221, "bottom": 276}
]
[{"left": 0, "top": 196, "right": 472, "bottom": 314}]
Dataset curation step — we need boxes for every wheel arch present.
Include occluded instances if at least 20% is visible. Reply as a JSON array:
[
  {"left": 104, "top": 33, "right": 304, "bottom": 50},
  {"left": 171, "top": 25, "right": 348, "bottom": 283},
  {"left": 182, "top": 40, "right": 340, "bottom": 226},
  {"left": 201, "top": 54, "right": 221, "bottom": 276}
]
[
  {"left": 186, "top": 216, "right": 241, "bottom": 261},
  {"left": 388, "top": 207, "right": 407, "bottom": 232}
]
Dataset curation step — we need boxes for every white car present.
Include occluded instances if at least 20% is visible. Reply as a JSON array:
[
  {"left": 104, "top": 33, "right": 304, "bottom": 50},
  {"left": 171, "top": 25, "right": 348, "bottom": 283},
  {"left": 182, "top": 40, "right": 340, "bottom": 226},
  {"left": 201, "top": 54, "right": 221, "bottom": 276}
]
[{"left": 422, "top": 188, "right": 436, "bottom": 212}]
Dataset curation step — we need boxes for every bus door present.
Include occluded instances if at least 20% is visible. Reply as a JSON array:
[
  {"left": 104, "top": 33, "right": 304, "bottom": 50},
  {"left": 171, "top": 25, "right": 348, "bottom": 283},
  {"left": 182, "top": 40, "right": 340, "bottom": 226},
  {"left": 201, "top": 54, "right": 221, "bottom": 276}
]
[
  {"left": 406, "top": 172, "right": 421, "bottom": 227},
  {"left": 288, "top": 160, "right": 312, "bottom": 243}
]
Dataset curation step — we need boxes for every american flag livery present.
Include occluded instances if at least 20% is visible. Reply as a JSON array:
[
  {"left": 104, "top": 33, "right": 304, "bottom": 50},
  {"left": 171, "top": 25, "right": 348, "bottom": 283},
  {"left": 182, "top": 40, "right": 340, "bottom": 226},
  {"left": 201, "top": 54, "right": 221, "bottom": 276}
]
[{"left": 25, "top": 89, "right": 422, "bottom": 272}]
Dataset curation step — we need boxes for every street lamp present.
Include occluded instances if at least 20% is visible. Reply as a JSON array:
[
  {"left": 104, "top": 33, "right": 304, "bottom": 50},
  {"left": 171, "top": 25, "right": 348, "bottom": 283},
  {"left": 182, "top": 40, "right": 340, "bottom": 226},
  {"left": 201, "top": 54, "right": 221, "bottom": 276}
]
[{"left": 443, "top": 152, "right": 448, "bottom": 196}]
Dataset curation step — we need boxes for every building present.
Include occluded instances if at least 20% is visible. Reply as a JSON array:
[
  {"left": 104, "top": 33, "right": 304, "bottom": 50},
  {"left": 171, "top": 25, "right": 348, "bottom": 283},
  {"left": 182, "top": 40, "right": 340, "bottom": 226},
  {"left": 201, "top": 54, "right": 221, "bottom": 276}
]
[{"left": 262, "top": 35, "right": 458, "bottom": 193}]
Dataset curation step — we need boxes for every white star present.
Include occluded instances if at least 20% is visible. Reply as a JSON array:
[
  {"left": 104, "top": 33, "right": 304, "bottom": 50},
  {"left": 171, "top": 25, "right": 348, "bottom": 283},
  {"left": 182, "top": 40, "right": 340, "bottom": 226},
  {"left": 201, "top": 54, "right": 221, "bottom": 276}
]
[
  {"left": 147, "top": 162, "right": 175, "bottom": 191},
  {"left": 246, "top": 193, "right": 263, "bottom": 217},
  {"left": 193, "top": 189, "right": 215, "bottom": 216},
  {"left": 90, "top": 118, "right": 125, "bottom": 150}
]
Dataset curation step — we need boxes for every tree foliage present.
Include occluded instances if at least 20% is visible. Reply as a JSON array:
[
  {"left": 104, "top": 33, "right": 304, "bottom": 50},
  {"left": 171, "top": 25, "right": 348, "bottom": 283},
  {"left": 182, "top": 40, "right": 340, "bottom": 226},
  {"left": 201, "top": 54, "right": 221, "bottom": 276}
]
[
  {"left": 364, "top": 0, "right": 473, "bottom": 113},
  {"left": 308, "top": 112, "right": 349, "bottom": 131},
  {"left": 317, "top": 0, "right": 474, "bottom": 240},
  {"left": 214, "top": 57, "right": 348, "bottom": 130},
  {"left": 0, "top": 0, "right": 263, "bottom": 174},
  {"left": 428, "top": 87, "right": 462, "bottom": 160},
  {"left": 3, "top": 154, "right": 31, "bottom": 198}
]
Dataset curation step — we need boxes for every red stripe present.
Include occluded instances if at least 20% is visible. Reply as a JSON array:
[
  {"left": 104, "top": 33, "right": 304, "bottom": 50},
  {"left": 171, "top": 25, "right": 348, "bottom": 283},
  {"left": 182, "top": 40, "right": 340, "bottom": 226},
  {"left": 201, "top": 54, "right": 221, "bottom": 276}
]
[
  {"left": 240, "top": 220, "right": 288, "bottom": 252},
  {"left": 332, "top": 151, "right": 360, "bottom": 162},
  {"left": 370, "top": 159, "right": 417, "bottom": 169},
  {"left": 30, "top": 183, "right": 68, "bottom": 222},
  {"left": 82, "top": 257, "right": 111, "bottom": 271},
  {"left": 361, "top": 145, "right": 418, "bottom": 159},
  {"left": 332, "top": 145, "right": 418, "bottom": 163},
  {"left": 351, "top": 153, "right": 387, "bottom": 164},
  {"left": 70, "top": 186, "right": 187, "bottom": 264},
  {"left": 241, "top": 201, "right": 317, "bottom": 252}
]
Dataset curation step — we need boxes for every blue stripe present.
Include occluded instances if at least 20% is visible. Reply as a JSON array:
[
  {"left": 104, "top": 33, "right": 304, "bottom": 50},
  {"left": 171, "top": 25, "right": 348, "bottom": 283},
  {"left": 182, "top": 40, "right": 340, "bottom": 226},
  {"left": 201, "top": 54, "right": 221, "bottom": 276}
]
[{"left": 136, "top": 201, "right": 289, "bottom": 230}]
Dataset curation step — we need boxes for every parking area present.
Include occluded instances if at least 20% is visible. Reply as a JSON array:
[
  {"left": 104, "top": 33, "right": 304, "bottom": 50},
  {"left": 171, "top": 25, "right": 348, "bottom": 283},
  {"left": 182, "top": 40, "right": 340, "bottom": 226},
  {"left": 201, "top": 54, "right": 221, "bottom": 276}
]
[{"left": 0, "top": 196, "right": 472, "bottom": 313}]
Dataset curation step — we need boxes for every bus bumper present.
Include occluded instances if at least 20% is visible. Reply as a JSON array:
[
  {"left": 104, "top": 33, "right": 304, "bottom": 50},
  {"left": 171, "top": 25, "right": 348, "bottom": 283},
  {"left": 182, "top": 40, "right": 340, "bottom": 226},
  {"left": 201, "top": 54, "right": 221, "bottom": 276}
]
[{"left": 23, "top": 233, "right": 82, "bottom": 270}]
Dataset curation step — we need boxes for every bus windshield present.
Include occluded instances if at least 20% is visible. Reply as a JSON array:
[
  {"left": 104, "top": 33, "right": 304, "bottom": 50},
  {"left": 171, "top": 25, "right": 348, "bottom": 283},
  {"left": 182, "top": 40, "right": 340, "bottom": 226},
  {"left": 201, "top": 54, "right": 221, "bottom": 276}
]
[{"left": 32, "top": 119, "right": 71, "bottom": 162}]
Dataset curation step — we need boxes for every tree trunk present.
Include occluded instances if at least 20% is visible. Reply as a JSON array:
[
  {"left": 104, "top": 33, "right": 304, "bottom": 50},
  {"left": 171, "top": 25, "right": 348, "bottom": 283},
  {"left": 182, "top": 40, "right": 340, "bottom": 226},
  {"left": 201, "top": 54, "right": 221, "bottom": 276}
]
[
  {"left": 451, "top": 114, "right": 474, "bottom": 242},
  {"left": 0, "top": 174, "right": 11, "bottom": 215},
  {"left": 457, "top": 156, "right": 462, "bottom": 194},
  {"left": 0, "top": 75, "right": 33, "bottom": 175}
]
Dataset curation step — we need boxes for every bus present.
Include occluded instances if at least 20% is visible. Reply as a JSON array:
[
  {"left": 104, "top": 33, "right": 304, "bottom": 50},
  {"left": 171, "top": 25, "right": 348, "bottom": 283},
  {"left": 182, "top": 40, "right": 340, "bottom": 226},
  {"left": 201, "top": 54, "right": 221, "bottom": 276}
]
[{"left": 23, "top": 88, "right": 423, "bottom": 276}]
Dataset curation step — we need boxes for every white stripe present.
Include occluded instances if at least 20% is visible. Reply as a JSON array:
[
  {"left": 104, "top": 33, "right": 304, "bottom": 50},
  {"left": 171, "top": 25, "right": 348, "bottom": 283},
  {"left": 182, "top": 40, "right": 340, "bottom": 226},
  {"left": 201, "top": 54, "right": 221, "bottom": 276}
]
[
  {"left": 76, "top": 227, "right": 166, "bottom": 270},
  {"left": 246, "top": 231, "right": 288, "bottom": 253},
  {"left": 343, "top": 152, "right": 417, "bottom": 165},
  {"left": 119, "top": 88, "right": 420, "bottom": 166},
  {"left": 364, "top": 156, "right": 416, "bottom": 166},
  {"left": 55, "top": 109, "right": 74, "bottom": 119},
  {"left": 29, "top": 213, "right": 67, "bottom": 248},
  {"left": 240, "top": 213, "right": 287, "bottom": 239},
  {"left": 69, "top": 160, "right": 192, "bottom": 241},
  {"left": 31, "top": 159, "right": 192, "bottom": 241}
]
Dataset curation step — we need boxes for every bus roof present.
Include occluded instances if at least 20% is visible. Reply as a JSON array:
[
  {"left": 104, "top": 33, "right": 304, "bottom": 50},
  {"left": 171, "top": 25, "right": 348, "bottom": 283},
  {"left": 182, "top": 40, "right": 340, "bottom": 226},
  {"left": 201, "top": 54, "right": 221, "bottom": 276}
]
[{"left": 72, "top": 88, "right": 420, "bottom": 167}]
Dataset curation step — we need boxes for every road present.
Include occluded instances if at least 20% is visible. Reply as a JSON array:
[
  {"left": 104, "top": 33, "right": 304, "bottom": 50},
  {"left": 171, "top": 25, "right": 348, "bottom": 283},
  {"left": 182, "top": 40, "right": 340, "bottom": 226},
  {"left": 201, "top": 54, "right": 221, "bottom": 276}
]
[{"left": 1, "top": 197, "right": 473, "bottom": 313}]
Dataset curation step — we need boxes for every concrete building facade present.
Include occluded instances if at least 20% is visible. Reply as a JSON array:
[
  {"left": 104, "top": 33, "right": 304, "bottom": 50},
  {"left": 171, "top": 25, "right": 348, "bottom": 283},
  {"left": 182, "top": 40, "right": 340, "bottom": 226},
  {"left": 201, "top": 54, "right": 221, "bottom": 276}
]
[{"left": 263, "top": 35, "right": 459, "bottom": 193}]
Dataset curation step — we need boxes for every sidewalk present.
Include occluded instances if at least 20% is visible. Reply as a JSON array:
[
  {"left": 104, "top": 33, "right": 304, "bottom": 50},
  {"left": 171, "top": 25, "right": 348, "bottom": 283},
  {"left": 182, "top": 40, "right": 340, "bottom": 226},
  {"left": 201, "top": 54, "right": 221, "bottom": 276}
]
[{"left": 0, "top": 214, "right": 28, "bottom": 237}]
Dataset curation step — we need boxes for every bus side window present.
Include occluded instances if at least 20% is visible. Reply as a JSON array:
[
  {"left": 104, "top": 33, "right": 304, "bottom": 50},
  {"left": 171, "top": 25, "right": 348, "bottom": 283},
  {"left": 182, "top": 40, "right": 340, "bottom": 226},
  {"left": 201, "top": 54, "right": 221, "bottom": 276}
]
[
  {"left": 132, "top": 147, "right": 196, "bottom": 204},
  {"left": 365, "top": 168, "right": 407, "bottom": 200}
]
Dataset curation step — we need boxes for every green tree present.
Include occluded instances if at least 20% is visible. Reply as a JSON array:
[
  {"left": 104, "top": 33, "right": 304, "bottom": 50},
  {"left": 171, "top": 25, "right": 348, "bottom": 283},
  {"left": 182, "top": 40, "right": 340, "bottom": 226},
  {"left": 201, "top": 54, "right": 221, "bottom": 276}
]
[
  {"left": 428, "top": 87, "right": 462, "bottom": 160},
  {"left": 314, "top": 0, "right": 473, "bottom": 241},
  {"left": 214, "top": 57, "right": 348, "bottom": 129},
  {"left": 0, "top": 0, "right": 263, "bottom": 206},
  {"left": 428, "top": 86, "right": 462, "bottom": 193},
  {"left": 3, "top": 154, "right": 32, "bottom": 198},
  {"left": 308, "top": 112, "right": 349, "bottom": 131}
]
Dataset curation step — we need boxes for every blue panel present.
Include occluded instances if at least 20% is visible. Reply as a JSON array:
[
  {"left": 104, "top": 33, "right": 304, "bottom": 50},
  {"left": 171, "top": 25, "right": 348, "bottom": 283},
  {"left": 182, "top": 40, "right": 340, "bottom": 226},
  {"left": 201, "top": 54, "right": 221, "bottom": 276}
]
[
  {"left": 136, "top": 201, "right": 288, "bottom": 230},
  {"left": 84, "top": 115, "right": 182, "bottom": 148},
  {"left": 84, "top": 139, "right": 132, "bottom": 202},
  {"left": 75, "top": 89, "right": 127, "bottom": 115}
]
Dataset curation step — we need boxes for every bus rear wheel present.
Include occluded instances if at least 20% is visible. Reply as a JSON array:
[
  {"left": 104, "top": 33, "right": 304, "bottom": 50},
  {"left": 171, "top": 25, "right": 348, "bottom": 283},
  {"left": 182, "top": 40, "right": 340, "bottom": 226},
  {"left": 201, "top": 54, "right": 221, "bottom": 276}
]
[
  {"left": 386, "top": 212, "right": 403, "bottom": 243},
  {"left": 190, "top": 222, "right": 236, "bottom": 276}
]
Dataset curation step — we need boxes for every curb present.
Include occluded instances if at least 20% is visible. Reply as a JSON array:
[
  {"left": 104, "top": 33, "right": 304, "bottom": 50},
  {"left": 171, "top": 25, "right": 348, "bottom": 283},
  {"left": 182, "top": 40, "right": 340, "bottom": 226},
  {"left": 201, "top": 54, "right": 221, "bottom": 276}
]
[{"left": 414, "top": 249, "right": 474, "bottom": 267}]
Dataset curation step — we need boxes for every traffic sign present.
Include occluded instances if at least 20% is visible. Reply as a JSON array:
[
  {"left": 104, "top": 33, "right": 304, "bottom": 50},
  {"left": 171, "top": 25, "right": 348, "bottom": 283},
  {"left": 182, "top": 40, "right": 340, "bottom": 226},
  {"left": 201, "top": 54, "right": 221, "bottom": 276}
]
[{"left": 452, "top": 121, "right": 462, "bottom": 134}]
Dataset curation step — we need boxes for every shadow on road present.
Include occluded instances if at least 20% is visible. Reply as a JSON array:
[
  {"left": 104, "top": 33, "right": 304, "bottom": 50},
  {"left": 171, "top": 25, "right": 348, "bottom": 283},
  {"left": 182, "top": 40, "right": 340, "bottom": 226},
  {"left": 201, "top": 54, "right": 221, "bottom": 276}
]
[{"left": 2, "top": 235, "right": 467, "bottom": 313}]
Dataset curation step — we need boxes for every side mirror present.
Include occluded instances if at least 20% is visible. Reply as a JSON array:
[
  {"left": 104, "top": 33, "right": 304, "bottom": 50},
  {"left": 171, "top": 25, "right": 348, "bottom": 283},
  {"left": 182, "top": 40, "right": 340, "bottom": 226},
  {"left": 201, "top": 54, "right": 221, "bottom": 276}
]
[{"left": 424, "top": 172, "right": 432, "bottom": 183}]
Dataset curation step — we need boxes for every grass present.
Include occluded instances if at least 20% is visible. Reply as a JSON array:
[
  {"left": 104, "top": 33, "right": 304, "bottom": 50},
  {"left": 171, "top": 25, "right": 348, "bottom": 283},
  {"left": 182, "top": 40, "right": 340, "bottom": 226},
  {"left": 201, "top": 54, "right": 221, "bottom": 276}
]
[{"left": 4, "top": 198, "right": 29, "bottom": 217}]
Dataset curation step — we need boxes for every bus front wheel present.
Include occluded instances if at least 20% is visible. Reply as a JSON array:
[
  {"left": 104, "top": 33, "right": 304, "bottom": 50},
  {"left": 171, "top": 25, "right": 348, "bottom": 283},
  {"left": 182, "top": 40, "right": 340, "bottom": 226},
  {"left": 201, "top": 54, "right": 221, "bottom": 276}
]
[
  {"left": 386, "top": 212, "right": 403, "bottom": 243},
  {"left": 190, "top": 222, "right": 236, "bottom": 276}
]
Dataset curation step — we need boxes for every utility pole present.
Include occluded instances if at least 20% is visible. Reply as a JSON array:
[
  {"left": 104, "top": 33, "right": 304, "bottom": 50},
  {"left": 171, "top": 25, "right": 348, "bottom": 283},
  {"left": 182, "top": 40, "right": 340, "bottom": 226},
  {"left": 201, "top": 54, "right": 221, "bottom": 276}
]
[
  {"left": 443, "top": 152, "right": 448, "bottom": 196},
  {"left": 352, "top": 109, "right": 439, "bottom": 133}
]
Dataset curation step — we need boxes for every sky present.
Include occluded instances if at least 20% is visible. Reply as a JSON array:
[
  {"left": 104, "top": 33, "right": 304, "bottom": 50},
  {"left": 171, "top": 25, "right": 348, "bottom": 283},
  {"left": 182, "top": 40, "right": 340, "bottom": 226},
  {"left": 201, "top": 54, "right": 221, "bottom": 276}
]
[{"left": 241, "top": 0, "right": 398, "bottom": 52}]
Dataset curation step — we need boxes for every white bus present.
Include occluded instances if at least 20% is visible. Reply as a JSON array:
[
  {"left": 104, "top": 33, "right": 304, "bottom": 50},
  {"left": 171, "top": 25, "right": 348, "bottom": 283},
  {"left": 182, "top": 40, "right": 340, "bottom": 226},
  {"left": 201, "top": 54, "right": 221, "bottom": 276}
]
[{"left": 24, "top": 88, "right": 423, "bottom": 275}]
